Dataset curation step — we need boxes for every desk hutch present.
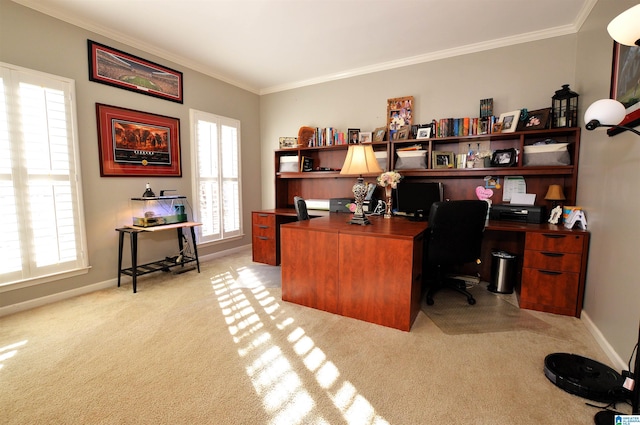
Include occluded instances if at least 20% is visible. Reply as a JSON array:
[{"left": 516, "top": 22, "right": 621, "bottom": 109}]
[{"left": 253, "top": 127, "right": 589, "bottom": 319}]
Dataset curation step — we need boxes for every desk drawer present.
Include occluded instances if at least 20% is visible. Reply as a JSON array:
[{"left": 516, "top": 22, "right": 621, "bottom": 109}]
[
  {"left": 521, "top": 267, "right": 580, "bottom": 316},
  {"left": 523, "top": 250, "right": 582, "bottom": 273},
  {"left": 525, "top": 233, "right": 584, "bottom": 253},
  {"left": 253, "top": 212, "right": 275, "bottom": 227}
]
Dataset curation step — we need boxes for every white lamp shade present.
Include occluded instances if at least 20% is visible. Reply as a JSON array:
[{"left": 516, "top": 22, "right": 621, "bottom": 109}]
[
  {"left": 340, "top": 144, "right": 383, "bottom": 175},
  {"left": 584, "top": 99, "right": 626, "bottom": 127},
  {"left": 607, "top": 4, "right": 640, "bottom": 46}
]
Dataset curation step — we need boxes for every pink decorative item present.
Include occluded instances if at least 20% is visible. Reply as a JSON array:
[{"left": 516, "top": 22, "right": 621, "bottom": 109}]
[{"left": 475, "top": 186, "right": 494, "bottom": 201}]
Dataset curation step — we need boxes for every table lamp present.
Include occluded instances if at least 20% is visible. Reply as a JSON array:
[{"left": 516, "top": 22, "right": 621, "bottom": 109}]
[
  {"left": 544, "top": 184, "right": 565, "bottom": 207},
  {"left": 340, "top": 144, "right": 383, "bottom": 225}
]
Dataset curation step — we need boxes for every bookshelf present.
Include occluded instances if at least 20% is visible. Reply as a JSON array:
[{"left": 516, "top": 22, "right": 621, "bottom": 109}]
[{"left": 275, "top": 127, "right": 581, "bottom": 208}]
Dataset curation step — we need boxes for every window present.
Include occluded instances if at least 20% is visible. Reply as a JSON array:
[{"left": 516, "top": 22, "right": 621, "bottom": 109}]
[
  {"left": 190, "top": 109, "right": 242, "bottom": 244},
  {"left": 0, "top": 63, "right": 88, "bottom": 288}
]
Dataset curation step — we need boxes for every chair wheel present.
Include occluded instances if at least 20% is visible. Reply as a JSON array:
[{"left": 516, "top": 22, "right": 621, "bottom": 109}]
[{"left": 468, "top": 298, "right": 476, "bottom": 305}]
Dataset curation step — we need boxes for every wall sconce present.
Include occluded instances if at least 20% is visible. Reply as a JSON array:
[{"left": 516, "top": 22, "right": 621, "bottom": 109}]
[
  {"left": 584, "top": 4, "right": 640, "bottom": 139},
  {"left": 340, "top": 144, "right": 382, "bottom": 225}
]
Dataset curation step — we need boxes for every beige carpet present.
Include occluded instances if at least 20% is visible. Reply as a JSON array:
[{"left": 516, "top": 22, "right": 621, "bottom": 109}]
[
  {"left": 0, "top": 247, "right": 630, "bottom": 424},
  {"left": 422, "top": 283, "right": 551, "bottom": 335}
]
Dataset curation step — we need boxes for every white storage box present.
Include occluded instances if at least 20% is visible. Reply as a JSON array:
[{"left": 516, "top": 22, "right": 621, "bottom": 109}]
[
  {"left": 523, "top": 143, "right": 570, "bottom": 166},
  {"left": 375, "top": 151, "right": 388, "bottom": 171},
  {"left": 396, "top": 150, "right": 427, "bottom": 169},
  {"left": 279, "top": 155, "right": 299, "bottom": 172}
]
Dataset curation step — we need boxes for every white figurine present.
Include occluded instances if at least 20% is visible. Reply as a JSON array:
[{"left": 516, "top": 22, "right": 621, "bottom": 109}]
[{"left": 548, "top": 205, "right": 563, "bottom": 224}]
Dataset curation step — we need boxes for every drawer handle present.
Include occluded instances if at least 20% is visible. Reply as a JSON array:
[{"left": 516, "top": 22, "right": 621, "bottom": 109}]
[
  {"left": 259, "top": 225, "right": 269, "bottom": 229},
  {"left": 539, "top": 270, "right": 562, "bottom": 276},
  {"left": 258, "top": 236, "right": 269, "bottom": 240},
  {"left": 542, "top": 234, "right": 566, "bottom": 239},
  {"left": 541, "top": 252, "right": 564, "bottom": 258}
]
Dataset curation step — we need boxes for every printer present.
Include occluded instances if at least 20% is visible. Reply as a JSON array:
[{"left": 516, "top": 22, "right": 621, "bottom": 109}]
[{"left": 490, "top": 204, "right": 546, "bottom": 224}]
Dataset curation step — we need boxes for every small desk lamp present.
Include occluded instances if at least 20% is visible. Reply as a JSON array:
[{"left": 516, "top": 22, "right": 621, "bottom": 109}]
[
  {"left": 544, "top": 184, "right": 565, "bottom": 207},
  {"left": 340, "top": 144, "right": 383, "bottom": 225},
  {"left": 584, "top": 4, "right": 640, "bottom": 139},
  {"left": 545, "top": 184, "right": 565, "bottom": 224}
]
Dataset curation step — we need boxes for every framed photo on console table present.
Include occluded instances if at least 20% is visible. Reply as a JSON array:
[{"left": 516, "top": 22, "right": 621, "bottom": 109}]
[{"left": 96, "top": 103, "right": 182, "bottom": 177}]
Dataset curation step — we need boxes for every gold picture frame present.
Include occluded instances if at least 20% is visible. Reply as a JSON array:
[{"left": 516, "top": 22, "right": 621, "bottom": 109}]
[{"left": 432, "top": 151, "right": 454, "bottom": 169}]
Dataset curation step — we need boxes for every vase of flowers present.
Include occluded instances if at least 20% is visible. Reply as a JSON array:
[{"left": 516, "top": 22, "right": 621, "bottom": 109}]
[{"left": 377, "top": 171, "right": 402, "bottom": 218}]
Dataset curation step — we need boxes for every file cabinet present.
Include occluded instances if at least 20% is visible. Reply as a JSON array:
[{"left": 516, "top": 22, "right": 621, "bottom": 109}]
[{"left": 521, "top": 232, "right": 589, "bottom": 317}]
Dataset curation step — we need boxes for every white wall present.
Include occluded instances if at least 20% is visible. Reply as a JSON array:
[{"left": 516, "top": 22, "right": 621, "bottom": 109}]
[
  {"left": 575, "top": 0, "right": 640, "bottom": 367},
  {"left": 0, "top": 0, "right": 261, "bottom": 307}
]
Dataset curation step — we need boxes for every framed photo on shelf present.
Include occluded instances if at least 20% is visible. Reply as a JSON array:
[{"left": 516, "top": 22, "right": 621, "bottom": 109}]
[
  {"left": 96, "top": 103, "right": 181, "bottom": 177},
  {"left": 432, "top": 151, "right": 454, "bottom": 169},
  {"left": 373, "top": 127, "right": 387, "bottom": 142},
  {"left": 348, "top": 128, "right": 360, "bottom": 144},
  {"left": 88, "top": 40, "right": 183, "bottom": 103},
  {"left": 517, "top": 108, "right": 551, "bottom": 131},
  {"left": 387, "top": 96, "right": 413, "bottom": 134},
  {"left": 416, "top": 127, "right": 432, "bottom": 139},
  {"left": 498, "top": 110, "right": 521, "bottom": 133},
  {"left": 359, "top": 131, "right": 372, "bottom": 143},
  {"left": 490, "top": 148, "right": 517, "bottom": 167},
  {"left": 608, "top": 41, "right": 640, "bottom": 136},
  {"left": 393, "top": 126, "right": 410, "bottom": 140},
  {"left": 492, "top": 122, "right": 503, "bottom": 133},
  {"left": 279, "top": 137, "right": 298, "bottom": 149}
]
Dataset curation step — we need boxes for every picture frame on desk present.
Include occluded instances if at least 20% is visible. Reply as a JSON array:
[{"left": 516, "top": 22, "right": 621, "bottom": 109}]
[
  {"left": 608, "top": 41, "right": 640, "bottom": 136},
  {"left": 394, "top": 126, "right": 410, "bottom": 140}
]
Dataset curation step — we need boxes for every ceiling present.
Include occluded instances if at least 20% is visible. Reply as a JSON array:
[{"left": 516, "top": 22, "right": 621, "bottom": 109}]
[{"left": 13, "top": 0, "right": 597, "bottom": 95}]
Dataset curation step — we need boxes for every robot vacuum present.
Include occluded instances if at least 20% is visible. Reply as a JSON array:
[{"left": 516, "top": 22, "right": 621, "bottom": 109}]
[{"left": 544, "top": 353, "right": 626, "bottom": 403}]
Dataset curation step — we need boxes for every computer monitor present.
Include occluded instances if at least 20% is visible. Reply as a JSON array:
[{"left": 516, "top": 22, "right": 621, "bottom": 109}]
[{"left": 394, "top": 181, "right": 443, "bottom": 218}]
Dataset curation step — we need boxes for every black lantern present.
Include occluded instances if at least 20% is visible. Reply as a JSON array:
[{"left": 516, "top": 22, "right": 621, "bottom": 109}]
[{"left": 552, "top": 84, "right": 579, "bottom": 128}]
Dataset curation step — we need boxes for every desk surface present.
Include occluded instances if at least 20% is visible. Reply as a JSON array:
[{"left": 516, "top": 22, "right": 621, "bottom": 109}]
[
  {"left": 281, "top": 213, "right": 428, "bottom": 239},
  {"left": 269, "top": 208, "right": 589, "bottom": 235}
]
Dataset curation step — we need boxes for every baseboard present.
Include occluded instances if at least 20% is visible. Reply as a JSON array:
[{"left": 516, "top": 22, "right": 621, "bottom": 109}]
[
  {"left": 0, "top": 244, "right": 252, "bottom": 318},
  {"left": 581, "top": 311, "right": 627, "bottom": 371},
  {"left": 0, "top": 279, "right": 114, "bottom": 317}
]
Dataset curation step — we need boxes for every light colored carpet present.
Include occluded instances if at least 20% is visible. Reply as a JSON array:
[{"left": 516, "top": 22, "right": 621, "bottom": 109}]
[
  {"left": 0, "top": 247, "right": 631, "bottom": 424},
  {"left": 422, "top": 283, "right": 551, "bottom": 335}
]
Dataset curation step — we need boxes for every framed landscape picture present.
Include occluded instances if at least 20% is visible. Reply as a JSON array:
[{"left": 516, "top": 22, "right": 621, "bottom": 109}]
[
  {"left": 608, "top": 41, "right": 640, "bottom": 136},
  {"left": 88, "top": 40, "right": 184, "bottom": 103},
  {"left": 96, "top": 103, "right": 182, "bottom": 177}
]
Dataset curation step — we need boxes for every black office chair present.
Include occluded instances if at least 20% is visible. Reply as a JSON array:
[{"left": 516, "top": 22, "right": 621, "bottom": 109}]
[
  {"left": 294, "top": 196, "right": 310, "bottom": 221},
  {"left": 423, "top": 200, "right": 488, "bottom": 306}
]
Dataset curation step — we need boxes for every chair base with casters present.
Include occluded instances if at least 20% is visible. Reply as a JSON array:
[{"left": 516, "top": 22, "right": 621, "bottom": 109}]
[{"left": 425, "top": 270, "right": 476, "bottom": 305}]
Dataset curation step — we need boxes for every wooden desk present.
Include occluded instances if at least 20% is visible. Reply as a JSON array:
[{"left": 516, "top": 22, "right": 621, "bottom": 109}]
[
  {"left": 116, "top": 222, "right": 202, "bottom": 293},
  {"left": 280, "top": 214, "right": 427, "bottom": 331},
  {"left": 261, "top": 208, "right": 590, "bottom": 319}
]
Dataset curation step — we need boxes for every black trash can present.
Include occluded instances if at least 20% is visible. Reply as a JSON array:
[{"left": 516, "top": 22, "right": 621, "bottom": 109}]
[{"left": 488, "top": 250, "right": 516, "bottom": 294}]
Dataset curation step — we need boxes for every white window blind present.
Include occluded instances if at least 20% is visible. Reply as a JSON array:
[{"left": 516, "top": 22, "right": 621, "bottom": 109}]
[
  {"left": 0, "top": 63, "right": 88, "bottom": 288},
  {"left": 191, "top": 109, "right": 242, "bottom": 244}
]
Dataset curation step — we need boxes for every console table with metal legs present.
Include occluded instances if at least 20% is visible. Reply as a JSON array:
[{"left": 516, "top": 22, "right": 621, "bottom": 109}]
[{"left": 116, "top": 222, "right": 202, "bottom": 293}]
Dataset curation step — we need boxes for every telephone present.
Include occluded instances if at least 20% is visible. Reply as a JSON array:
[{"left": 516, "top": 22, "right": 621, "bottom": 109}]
[{"left": 564, "top": 209, "right": 587, "bottom": 230}]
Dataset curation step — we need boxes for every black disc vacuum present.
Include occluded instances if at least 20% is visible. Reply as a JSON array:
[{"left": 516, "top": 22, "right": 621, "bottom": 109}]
[{"left": 544, "top": 353, "right": 626, "bottom": 403}]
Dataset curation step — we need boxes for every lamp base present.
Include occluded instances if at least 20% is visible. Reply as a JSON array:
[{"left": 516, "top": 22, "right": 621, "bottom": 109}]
[{"left": 348, "top": 214, "right": 371, "bottom": 226}]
